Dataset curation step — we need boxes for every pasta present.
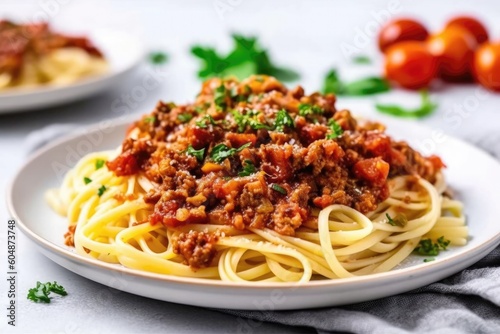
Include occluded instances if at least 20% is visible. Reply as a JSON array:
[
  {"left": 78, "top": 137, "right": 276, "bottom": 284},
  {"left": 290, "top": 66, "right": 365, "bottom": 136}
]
[{"left": 46, "top": 75, "right": 468, "bottom": 283}]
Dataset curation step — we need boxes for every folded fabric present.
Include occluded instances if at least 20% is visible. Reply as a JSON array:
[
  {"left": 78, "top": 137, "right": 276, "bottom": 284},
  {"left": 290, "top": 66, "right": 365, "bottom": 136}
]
[{"left": 219, "top": 246, "right": 500, "bottom": 333}]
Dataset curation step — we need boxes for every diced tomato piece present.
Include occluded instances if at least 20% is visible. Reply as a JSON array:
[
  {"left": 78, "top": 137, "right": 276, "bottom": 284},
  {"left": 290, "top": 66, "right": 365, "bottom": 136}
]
[
  {"left": 106, "top": 152, "right": 139, "bottom": 176},
  {"left": 226, "top": 133, "right": 257, "bottom": 147},
  {"left": 364, "top": 132, "right": 392, "bottom": 159},
  {"left": 354, "top": 157, "right": 390, "bottom": 186},
  {"left": 428, "top": 155, "right": 446, "bottom": 169}
]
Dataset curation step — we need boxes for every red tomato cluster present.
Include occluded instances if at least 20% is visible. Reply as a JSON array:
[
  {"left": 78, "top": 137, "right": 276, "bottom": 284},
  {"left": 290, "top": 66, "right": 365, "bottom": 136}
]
[{"left": 379, "top": 16, "right": 500, "bottom": 92}]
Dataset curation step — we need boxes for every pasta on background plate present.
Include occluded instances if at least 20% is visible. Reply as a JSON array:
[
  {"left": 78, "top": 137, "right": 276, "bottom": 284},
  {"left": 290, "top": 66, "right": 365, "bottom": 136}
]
[{"left": 0, "top": 20, "right": 107, "bottom": 90}]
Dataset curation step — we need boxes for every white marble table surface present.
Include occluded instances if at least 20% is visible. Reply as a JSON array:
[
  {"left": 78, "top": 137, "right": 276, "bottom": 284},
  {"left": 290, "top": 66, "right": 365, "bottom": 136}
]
[{"left": 1, "top": 1, "right": 499, "bottom": 333}]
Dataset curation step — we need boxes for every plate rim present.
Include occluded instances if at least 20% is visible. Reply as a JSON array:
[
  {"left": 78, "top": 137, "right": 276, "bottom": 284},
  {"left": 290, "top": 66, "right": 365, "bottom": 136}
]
[{"left": 7, "top": 116, "right": 500, "bottom": 291}]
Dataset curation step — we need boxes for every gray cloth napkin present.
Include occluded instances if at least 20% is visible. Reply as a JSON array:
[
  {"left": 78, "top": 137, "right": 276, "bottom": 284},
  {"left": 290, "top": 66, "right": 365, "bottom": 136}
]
[
  {"left": 219, "top": 247, "right": 500, "bottom": 334},
  {"left": 27, "top": 124, "right": 500, "bottom": 334}
]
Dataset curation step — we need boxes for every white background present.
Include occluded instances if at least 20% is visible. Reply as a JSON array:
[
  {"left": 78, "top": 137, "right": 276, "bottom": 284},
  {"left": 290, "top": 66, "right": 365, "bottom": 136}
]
[{"left": 1, "top": 0, "right": 500, "bottom": 333}]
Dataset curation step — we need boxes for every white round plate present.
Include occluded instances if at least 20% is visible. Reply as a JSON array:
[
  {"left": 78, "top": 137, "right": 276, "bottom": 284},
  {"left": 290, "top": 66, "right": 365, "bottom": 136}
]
[
  {"left": 0, "top": 29, "right": 144, "bottom": 113},
  {"left": 7, "top": 117, "right": 500, "bottom": 310}
]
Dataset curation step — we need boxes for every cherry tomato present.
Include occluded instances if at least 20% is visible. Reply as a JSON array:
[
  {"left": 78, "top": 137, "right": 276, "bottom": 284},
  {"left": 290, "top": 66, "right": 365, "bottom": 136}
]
[
  {"left": 427, "top": 26, "right": 477, "bottom": 82},
  {"left": 446, "top": 16, "right": 489, "bottom": 45},
  {"left": 384, "top": 41, "right": 437, "bottom": 89},
  {"left": 473, "top": 42, "right": 500, "bottom": 91},
  {"left": 379, "top": 19, "right": 429, "bottom": 52}
]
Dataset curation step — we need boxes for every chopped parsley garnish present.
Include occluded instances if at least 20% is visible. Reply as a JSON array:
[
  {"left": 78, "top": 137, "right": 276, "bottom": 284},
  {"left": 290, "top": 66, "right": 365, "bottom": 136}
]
[
  {"left": 97, "top": 185, "right": 107, "bottom": 197},
  {"left": 323, "top": 69, "right": 390, "bottom": 96},
  {"left": 195, "top": 115, "right": 219, "bottom": 128},
  {"left": 148, "top": 51, "right": 168, "bottom": 65},
  {"left": 214, "top": 84, "right": 229, "bottom": 110},
  {"left": 83, "top": 177, "right": 92, "bottom": 185},
  {"left": 270, "top": 183, "right": 287, "bottom": 195},
  {"left": 232, "top": 110, "right": 271, "bottom": 132},
  {"left": 375, "top": 90, "right": 437, "bottom": 119},
  {"left": 385, "top": 213, "right": 408, "bottom": 227},
  {"left": 185, "top": 145, "right": 205, "bottom": 162},
  {"left": 352, "top": 55, "right": 371, "bottom": 64},
  {"left": 194, "top": 106, "right": 205, "bottom": 114},
  {"left": 211, "top": 142, "right": 252, "bottom": 164},
  {"left": 274, "top": 109, "right": 295, "bottom": 132},
  {"left": 423, "top": 258, "right": 435, "bottom": 263},
  {"left": 191, "top": 35, "right": 299, "bottom": 82},
  {"left": 238, "top": 160, "right": 256, "bottom": 177},
  {"left": 298, "top": 103, "right": 324, "bottom": 117},
  {"left": 326, "top": 119, "right": 343, "bottom": 139},
  {"left": 144, "top": 116, "right": 156, "bottom": 124},
  {"left": 177, "top": 113, "right": 193, "bottom": 123},
  {"left": 415, "top": 236, "right": 451, "bottom": 256},
  {"left": 27, "top": 281, "right": 67, "bottom": 303},
  {"left": 95, "top": 159, "right": 105, "bottom": 170}
]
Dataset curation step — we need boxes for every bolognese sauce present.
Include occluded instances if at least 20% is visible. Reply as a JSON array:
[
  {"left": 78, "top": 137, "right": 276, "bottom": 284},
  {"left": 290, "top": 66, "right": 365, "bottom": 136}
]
[{"left": 106, "top": 75, "right": 443, "bottom": 267}]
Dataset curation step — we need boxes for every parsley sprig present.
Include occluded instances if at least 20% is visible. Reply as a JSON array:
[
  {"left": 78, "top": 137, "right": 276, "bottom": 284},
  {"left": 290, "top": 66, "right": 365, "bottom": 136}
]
[
  {"left": 185, "top": 145, "right": 205, "bottom": 162},
  {"left": 149, "top": 51, "right": 168, "bottom": 65},
  {"left": 271, "top": 183, "right": 287, "bottom": 195},
  {"left": 195, "top": 115, "right": 220, "bottom": 128},
  {"left": 238, "top": 159, "right": 256, "bottom": 177},
  {"left": 97, "top": 185, "right": 107, "bottom": 197},
  {"left": 375, "top": 90, "right": 437, "bottom": 119},
  {"left": 191, "top": 35, "right": 299, "bottom": 82},
  {"left": 211, "top": 142, "right": 252, "bottom": 164},
  {"left": 385, "top": 213, "right": 408, "bottom": 227},
  {"left": 274, "top": 109, "right": 295, "bottom": 132},
  {"left": 415, "top": 236, "right": 451, "bottom": 257},
  {"left": 232, "top": 110, "right": 271, "bottom": 132},
  {"left": 27, "top": 281, "right": 67, "bottom": 303},
  {"left": 323, "top": 69, "right": 390, "bottom": 96},
  {"left": 298, "top": 103, "right": 324, "bottom": 117},
  {"left": 326, "top": 119, "right": 343, "bottom": 139},
  {"left": 177, "top": 113, "right": 193, "bottom": 123},
  {"left": 95, "top": 159, "right": 105, "bottom": 170}
]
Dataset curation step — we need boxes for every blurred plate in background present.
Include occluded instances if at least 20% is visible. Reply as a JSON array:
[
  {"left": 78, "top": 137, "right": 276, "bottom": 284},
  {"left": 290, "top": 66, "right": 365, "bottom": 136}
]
[{"left": 0, "top": 29, "right": 144, "bottom": 113}]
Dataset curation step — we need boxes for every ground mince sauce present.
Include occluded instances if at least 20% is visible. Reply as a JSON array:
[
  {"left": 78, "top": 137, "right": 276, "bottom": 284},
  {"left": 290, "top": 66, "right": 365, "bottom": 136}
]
[{"left": 107, "top": 75, "right": 444, "bottom": 268}]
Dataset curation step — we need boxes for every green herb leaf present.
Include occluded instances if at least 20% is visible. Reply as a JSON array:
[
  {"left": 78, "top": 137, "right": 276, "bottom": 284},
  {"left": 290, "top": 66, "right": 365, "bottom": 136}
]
[
  {"left": 214, "top": 84, "right": 229, "bottom": 110},
  {"left": 149, "top": 51, "right": 168, "bottom": 65},
  {"left": 437, "top": 236, "right": 450, "bottom": 250},
  {"left": 177, "top": 113, "right": 193, "bottom": 123},
  {"left": 144, "top": 116, "right": 156, "bottom": 124},
  {"left": 83, "top": 177, "right": 92, "bottom": 185},
  {"left": 95, "top": 159, "right": 105, "bottom": 170},
  {"left": 375, "top": 90, "right": 437, "bottom": 118},
  {"left": 298, "top": 103, "right": 324, "bottom": 117},
  {"left": 211, "top": 142, "right": 252, "bottom": 164},
  {"left": 271, "top": 183, "right": 287, "bottom": 195},
  {"left": 423, "top": 258, "right": 435, "bottom": 263},
  {"left": 27, "top": 281, "right": 67, "bottom": 303},
  {"left": 322, "top": 70, "right": 344, "bottom": 96},
  {"left": 97, "top": 185, "right": 107, "bottom": 197},
  {"left": 352, "top": 55, "right": 371, "bottom": 64},
  {"left": 415, "top": 236, "right": 451, "bottom": 256},
  {"left": 238, "top": 160, "right": 256, "bottom": 177},
  {"left": 185, "top": 145, "right": 205, "bottom": 162},
  {"left": 415, "top": 239, "right": 439, "bottom": 256},
  {"left": 191, "top": 35, "right": 299, "bottom": 82},
  {"left": 326, "top": 119, "right": 343, "bottom": 139},
  {"left": 274, "top": 109, "right": 295, "bottom": 132},
  {"left": 195, "top": 115, "right": 219, "bottom": 128},
  {"left": 232, "top": 110, "right": 271, "bottom": 132},
  {"left": 322, "top": 69, "right": 390, "bottom": 96},
  {"left": 385, "top": 213, "right": 408, "bottom": 227}
]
